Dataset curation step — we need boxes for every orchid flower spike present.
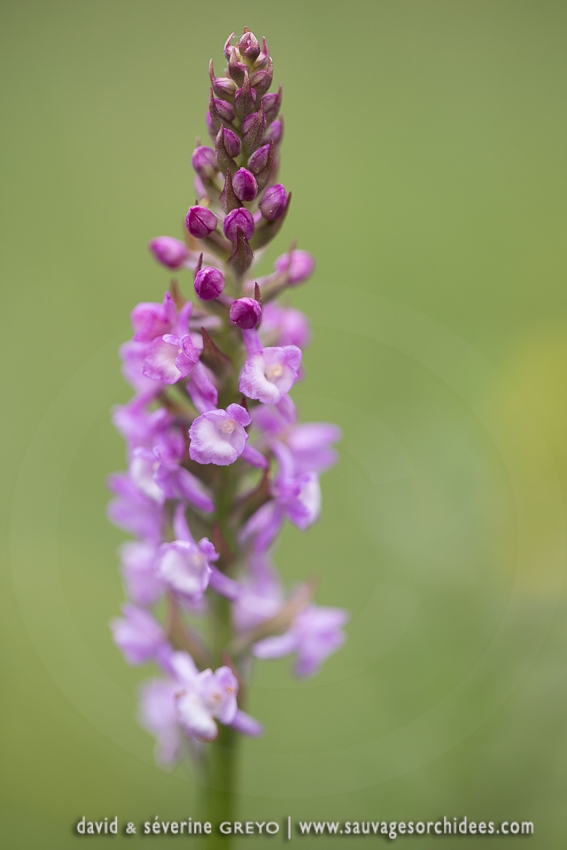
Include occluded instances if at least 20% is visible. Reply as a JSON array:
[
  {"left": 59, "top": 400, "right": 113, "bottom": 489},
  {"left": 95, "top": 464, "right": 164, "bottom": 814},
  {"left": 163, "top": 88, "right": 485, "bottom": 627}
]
[{"left": 108, "top": 27, "right": 346, "bottom": 778}]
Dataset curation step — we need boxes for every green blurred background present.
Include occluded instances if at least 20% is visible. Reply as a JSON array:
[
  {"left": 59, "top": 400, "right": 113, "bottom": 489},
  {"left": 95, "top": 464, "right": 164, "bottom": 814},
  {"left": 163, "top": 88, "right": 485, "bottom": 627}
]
[{"left": 2, "top": 0, "right": 567, "bottom": 845}]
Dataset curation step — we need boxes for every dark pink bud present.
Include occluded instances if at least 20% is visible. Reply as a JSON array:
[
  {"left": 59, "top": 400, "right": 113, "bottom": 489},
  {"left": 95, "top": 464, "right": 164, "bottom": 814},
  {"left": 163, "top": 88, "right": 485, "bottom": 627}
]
[
  {"left": 219, "top": 169, "right": 241, "bottom": 213},
  {"left": 239, "top": 30, "right": 261, "bottom": 64},
  {"left": 253, "top": 37, "right": 270, "bottom": 70},
  {"left": 148, "top": 237, "right": 190, "bottom": 269},
  {"left": 209, "top": 59, "right": 236, "bottom": 99},
  {"left": 230, "top": 297, "right": 262, "bottom": 329},
  {"left": 185, "top": 206, "right": 218, "bottom": 239},
  {"left": 228, "top": 47, "right": 247, "bottom": 86},
  {"left": 242, "top": 104, "right": 266, "bottom": 155},
  {"left": 212, "top": 76, "right": 237, "bottom": 99},
  {"left": 234, "top": 75, "right": 257, "bottom": 121},
  {"left": 192, "top": 146, "right": 217, "bottom": 180},
  {"left": 259, "top": 184, "right": 287, "bottom": 221},
  {"left": 220, "top": 126, "right": 241, "bottom": 159},
  {"left": 194, "top": 267, "right": 225, "bottom": 301},
  {"left": 262, "top": 86, "right": 282, "bottom": 124},
  {"left": 248, "top": 143, "right": 270, "bottom": 174},
  {"left": 213, "top": 97, "right": 235, "bottom": 122},
  {"left": 249, "top": 59, "right": 273, "bottom": 96},
  {"left": 215, "top": 127, "right": 239, "bottom": 175},
  {"left": 233, "top": 168, "right": 258, "bottom": 201},
  {"left": 252, "top": 140, "right": 276, "bottom": 191},
  {"left": 223, "top": 207, "right": 255, "bottom": 243},
  {"left": 265, "top": 118, "right": 284, "bottom": 145}
]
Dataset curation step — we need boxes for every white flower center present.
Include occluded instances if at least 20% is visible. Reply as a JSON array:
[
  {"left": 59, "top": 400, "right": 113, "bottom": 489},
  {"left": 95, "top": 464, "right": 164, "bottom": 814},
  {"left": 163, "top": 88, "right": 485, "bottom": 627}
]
[
  {"left": 220, "top": 419, "right": 236, "bottom": 435},
  {"left": 266, "top": 363, "right": 284, "bottom": 381},
  {"left": 188, "top": 552, "right": 206, "bottom": 571}
]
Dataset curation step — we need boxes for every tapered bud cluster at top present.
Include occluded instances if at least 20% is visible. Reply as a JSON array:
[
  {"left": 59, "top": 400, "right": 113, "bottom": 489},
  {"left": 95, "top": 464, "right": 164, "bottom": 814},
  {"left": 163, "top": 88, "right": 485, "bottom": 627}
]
[{"left": 109, "top": 29, "right": 347, "bottom": 767}]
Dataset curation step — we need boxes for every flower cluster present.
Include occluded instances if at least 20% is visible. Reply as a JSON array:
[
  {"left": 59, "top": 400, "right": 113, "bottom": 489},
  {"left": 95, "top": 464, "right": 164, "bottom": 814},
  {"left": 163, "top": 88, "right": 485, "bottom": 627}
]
[{"left": 108, "top": 28, "right": 347, "bottom": 766}]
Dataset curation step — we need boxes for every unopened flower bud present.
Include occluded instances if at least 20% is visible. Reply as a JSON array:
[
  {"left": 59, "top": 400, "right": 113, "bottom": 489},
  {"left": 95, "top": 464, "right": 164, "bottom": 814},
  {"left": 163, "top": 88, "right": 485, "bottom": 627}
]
[
  {"left": 186, "top": 205, "right": 218, "bottom": 238},
  {"left": 233, "top": 168, "right": 258, "bottom": 201},
  {"left": 248, "top": 143, "right": 270, "bottom": 174},
  {"left": 219, "top": 169, "right": 241, "bottom": 213},
  {"left": 224, "top": 128, "right": 242, "bottom": 159},
  {"left": 262, "top": 86, "right": 282, "bottom": 124},
  {"left": 234, "top": 75, "right": 257, "bottom": 121},
  {"left": 259, "top": 183, "right": 287, "bottom": 221},
  {"left": 230, "top": 297, "right": 262, "bottom": 329},
  {"left": 248, "top": 140, "right": 275, "bottom": 191},
  {"left": 216, "top": 128, "right": 238, "bottom": 176},
  {"left": 209, "top": 59, "right": 236, "bottom": 99},
  {"left": 242, "top": 105, "right": 266, "bottom": 155},
  {"left": 148, "top": 236, "right": 190, "bottom": 269},
  {"left": 274, "top": 249, "right": 315, "bottom": 285},
  {"left": 253, "top": 36, "right": 270, "bottom": 70},
  {"left": 223, "top": 207, "right": 255, "bottom": 243},
  {"left": 218, "top": 126, "right": 241, "bottom": 159},
  {"left": 239, "top": 30, "right": 261, "bottom": 65},
  {"left": 213, "top": 77, "right": 237, "bottom": 100},
  {"left": 265, "top": 118, "right": 283, "bottom": 145},
  {"left": 213, "top": 97, "right": 235, "bottom": 122},
  {"left": 192, "top": 146, "right": 217, "bottom": 180},
  {"left": 194, "top": 267, "right": 225, "bottom": 301},
  {"left": 252, "top": 191, "right": 291, "bottom": 249},
  {"left": 228, "top": 47, "right": 247, "bottom": 86},
  {"left": 249, "top": 59, "right": 273, "bottom": 96}
]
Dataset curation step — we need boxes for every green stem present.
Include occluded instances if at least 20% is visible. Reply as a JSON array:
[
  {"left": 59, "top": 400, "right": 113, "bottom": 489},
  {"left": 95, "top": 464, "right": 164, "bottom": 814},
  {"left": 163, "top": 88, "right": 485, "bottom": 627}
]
[
  {"left": 204, "top": 724, "right": 238, "bottom": 849},
  {"left": 201, "top": 467, "right": 240, "bottom": 849}
]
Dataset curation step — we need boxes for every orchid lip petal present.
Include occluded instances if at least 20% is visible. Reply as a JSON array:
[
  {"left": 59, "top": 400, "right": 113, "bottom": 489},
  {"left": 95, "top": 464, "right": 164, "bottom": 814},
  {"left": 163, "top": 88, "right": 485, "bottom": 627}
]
[{"left": 189, "top": 406, "right": 249, "bottom": 466}]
